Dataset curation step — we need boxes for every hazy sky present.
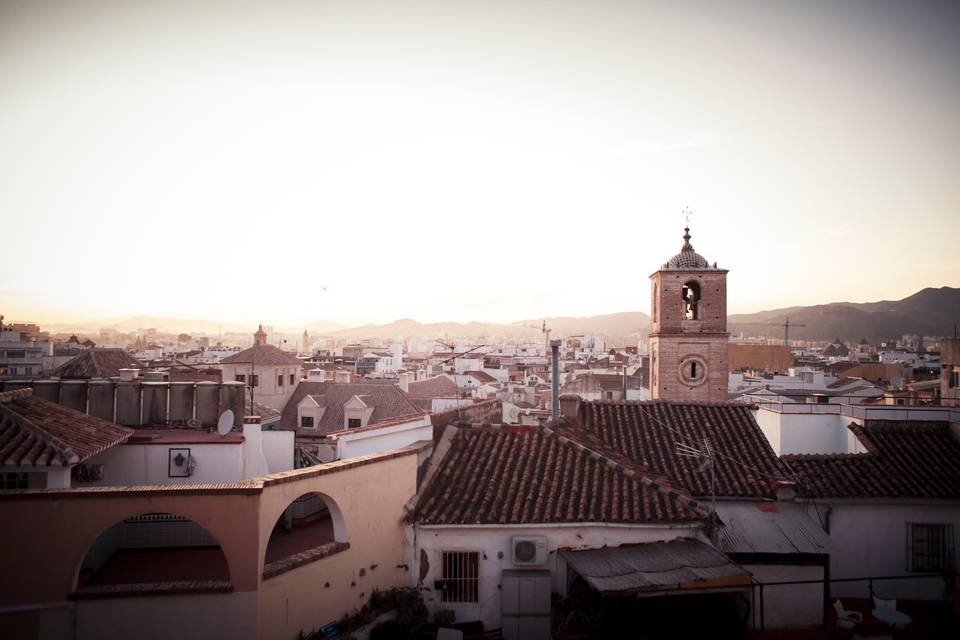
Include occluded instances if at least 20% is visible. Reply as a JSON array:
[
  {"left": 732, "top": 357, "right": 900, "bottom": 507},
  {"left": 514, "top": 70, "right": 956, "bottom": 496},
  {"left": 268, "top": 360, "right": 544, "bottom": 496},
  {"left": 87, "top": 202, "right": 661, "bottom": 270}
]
[{"left": 2, "top": 0, "right": 958, "bottom": 328}]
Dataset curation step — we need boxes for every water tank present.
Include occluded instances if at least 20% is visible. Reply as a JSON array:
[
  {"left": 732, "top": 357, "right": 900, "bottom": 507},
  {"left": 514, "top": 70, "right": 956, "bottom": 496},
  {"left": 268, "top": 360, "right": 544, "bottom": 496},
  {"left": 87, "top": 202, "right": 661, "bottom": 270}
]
[{"left": 88, "top": 380, "right": 116, "bottom": 421}]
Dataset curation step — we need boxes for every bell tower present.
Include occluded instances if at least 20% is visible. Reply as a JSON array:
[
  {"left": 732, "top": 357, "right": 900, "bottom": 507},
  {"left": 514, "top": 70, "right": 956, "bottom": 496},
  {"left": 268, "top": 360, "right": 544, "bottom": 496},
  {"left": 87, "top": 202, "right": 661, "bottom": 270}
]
[{"left": 649, "top": 224, "right": 729, "bottom": 402}]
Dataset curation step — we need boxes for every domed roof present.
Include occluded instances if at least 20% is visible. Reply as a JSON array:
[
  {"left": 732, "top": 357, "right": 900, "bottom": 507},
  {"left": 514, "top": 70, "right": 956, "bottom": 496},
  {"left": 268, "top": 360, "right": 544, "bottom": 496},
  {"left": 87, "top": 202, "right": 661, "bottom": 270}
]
[{"left": 663, "top": 227, "right": 713, "bottom": 270}]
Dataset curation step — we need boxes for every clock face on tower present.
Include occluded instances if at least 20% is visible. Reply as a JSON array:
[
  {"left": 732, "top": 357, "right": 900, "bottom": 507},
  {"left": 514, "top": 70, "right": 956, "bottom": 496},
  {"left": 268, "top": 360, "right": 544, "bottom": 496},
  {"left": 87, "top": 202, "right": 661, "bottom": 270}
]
[{"left": 678, "top": 355, "right": 708, "bottom": 387}]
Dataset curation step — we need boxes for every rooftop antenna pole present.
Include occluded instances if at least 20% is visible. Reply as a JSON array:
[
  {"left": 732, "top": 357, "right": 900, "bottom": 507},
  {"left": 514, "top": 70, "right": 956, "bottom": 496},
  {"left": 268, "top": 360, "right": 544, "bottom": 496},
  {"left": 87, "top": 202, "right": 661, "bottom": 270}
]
[{"left": 551, "top": 339, "right": 561, "bottom": 422}]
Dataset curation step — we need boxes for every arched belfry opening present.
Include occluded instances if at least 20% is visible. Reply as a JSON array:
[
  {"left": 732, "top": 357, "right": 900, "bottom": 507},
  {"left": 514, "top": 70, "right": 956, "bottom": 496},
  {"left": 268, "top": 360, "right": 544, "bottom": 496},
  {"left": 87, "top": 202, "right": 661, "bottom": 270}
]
[{"left": 682, "top": 281, "right": 701, "bottom": 320}]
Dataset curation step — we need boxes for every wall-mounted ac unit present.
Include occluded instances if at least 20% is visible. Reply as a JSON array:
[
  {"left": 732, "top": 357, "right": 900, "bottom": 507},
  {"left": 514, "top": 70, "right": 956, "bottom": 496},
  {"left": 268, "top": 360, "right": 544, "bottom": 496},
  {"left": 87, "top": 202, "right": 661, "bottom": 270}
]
[{"left": 511, "top": 535, "right": 548, "bottom": 567}]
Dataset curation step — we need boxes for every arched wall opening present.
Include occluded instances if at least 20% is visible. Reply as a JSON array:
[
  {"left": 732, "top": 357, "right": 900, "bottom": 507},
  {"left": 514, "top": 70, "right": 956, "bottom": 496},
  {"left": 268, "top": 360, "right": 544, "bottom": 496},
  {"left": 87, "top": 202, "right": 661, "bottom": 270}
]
[
  {"left": 682, "top": 281, "right": 701, "bottom": 320},
  {"left": 263, "top": 491, "right": 348, "bottom": 578},
  {"left": 76, "top": 512, "right": 231, "bottom": 592}
]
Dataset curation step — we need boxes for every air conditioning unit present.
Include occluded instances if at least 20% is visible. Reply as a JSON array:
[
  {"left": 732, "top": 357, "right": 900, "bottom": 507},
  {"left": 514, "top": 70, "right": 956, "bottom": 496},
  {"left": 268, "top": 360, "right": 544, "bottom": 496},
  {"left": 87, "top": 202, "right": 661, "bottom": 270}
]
[{"left": 511, "top": 535, "right": 549, "bottom": 567}]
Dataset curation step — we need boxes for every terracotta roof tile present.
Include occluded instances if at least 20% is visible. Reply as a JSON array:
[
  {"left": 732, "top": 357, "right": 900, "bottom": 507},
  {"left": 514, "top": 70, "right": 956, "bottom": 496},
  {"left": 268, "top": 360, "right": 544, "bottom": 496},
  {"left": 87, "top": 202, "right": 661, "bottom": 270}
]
[
  {"left": 281, "top": 381, "right": 420, "bottom": 433},
  {"left": 784, "top": 420, "right": 960, "bottom": 499},
  {"left": 406, "top": 376, "right": 459, "bottom": 399},
  {"left": 0, "top": 389, "right": 134, "bottom": 467},
  {"left": 52, "top": 348, "right": 141, "bottom": 379},
  {"left": 220, "top": 344, "right": 300, "bottom": 366},
  {"left": 574, "top": 400, "right": 791, "bottom": 499},
  {"left": 410, "top": 425, "right": 705, "bottom": 525}
]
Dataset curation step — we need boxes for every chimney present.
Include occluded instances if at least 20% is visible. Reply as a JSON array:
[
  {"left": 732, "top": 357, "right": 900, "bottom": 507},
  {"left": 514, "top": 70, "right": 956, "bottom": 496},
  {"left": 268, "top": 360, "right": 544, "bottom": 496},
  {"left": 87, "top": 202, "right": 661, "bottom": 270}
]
[
  {"left": 242, "top": 415, "right": 270, "bottom": 478},
  {"left": 118, "top": 368, "right": 140, "bottom": 382},
  {"left": 334, "top": 370, "right": 351, "bottom": 384},
  {"left": 399, "top": 372, "right": 412, "bottom": 393},
  {"left": 559, "top": 395, "right": 582, "bottom": 422}
]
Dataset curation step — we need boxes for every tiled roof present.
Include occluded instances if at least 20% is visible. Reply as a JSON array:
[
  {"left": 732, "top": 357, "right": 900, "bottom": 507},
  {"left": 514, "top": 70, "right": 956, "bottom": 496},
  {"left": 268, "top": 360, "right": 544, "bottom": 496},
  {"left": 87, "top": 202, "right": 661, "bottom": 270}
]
[
  {"left": 573, "top": 400, "right": 791, "bottom": 499},
  {"left": 467, "top": 371, "right": 497, "bottom": 384},
  {"left": 784, "top": 421, "right": 960, "bottom": 499},
  {"left": 52, "top": 348, "right": 141, "bottom": 379},
  {"left": 281, "top": 381, "right": 421, "bottom": 433},
  {"left": 407, "top": 376, "right": 459, "bottom": 399},
  {"left": 410, "top": 425, "right": 706, "bottom": 525},
  {"left": 220, "top": 344, "right": 300, "bottom": 366},
  {"left": 0, "top": 388, "right": 134, "bottom": 467}
]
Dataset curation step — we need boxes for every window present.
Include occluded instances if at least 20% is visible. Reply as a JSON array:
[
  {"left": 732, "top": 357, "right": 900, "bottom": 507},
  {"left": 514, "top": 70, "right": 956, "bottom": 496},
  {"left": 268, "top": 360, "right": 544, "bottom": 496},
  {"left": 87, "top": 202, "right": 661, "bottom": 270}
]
[
  {"left": 347, "top": 418, "right": 362, "bottom": 428},
  {"left": 235, "top": 374, "right": 246, "bottom": 383},
  {"left": 290, "top": 374, "right": 296, "bottom": 385},
  {"left": 301, "top": 416, "right": 315, "bottom": 428},
  {"left": 278, "top": 374, "right": 284, "bottom": 387},
  {"left": 907, "top": 523, "right": 955, "bottom": 572},
  {"left": 605, "top": 391, "right": 614, "bottom": 401},
  {"left": 441, "top": 551, "right": 479, "bottom": 603},
  {"left": 250, "top": 374, "right": 259, "bottom": 388},
  {"left": 1, "top": 472, "right": 29, "bottom": 490},
  {"left": 951, "top": 368, "right": 960, "bottom": 389}
]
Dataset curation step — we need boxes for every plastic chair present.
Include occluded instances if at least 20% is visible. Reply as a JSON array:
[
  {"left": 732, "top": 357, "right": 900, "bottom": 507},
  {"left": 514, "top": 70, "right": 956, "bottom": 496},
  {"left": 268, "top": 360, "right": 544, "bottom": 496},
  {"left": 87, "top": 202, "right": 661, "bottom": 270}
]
[{"left": 833, "top": 599, "right": 863, "bottom": 629}]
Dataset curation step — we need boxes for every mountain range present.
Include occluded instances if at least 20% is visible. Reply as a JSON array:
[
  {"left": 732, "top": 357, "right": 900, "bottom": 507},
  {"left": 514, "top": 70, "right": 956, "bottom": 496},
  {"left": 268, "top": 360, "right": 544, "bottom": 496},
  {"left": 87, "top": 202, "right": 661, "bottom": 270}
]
[
  {"left": 324, "top": 312, "right": 651, "bottom": 341},
  {"left": 36, "top": 287, "right": 958, "bottom": 344},
  {"left": 728, "top": 286, "right": 960, "bottom": 342}
]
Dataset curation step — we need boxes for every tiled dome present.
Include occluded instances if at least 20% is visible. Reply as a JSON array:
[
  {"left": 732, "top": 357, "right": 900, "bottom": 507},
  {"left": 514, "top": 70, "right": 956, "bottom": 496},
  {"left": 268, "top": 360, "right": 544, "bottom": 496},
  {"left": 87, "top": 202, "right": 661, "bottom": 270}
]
[{"left": 663, "top": 227, "right": 713, "bottom": 270}]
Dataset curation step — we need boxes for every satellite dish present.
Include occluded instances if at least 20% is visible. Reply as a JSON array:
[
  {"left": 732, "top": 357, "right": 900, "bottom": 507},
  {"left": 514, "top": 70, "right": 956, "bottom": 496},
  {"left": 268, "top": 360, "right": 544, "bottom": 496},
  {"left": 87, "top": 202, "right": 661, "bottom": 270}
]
[{"left": 217, "top": 410, "right": 234, "bottom": 437}]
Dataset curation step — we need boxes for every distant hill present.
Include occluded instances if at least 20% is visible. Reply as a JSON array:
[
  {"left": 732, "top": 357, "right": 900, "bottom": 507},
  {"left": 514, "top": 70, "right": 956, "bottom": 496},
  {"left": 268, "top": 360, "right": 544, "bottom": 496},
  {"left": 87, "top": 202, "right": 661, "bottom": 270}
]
[
  {"left": 328, "top": 312, "right": 651, "bottom": 341},
  {"left": 729, "top": 286, "right": 960, "bottom": 342}
]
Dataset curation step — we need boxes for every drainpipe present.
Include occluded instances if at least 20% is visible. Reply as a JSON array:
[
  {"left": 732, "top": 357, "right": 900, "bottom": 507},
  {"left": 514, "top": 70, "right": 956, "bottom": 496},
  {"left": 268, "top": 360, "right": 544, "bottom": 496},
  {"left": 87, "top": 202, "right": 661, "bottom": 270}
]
[{"left": 551, "top": 340, "right": 561, "bottom": 422}]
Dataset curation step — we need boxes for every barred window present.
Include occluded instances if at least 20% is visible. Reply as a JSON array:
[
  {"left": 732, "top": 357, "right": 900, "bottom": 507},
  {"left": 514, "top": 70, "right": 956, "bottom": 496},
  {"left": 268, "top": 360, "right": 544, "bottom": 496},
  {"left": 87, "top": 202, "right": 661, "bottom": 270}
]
[
  {"left": 907, "top": 523, "right": 955, "bottom": 572},
  {"left": 1, "top": 472, "right": 29, "bottom": 490},
  {"left": 441, "top": 551, "right": 479, "bottom": 603}
]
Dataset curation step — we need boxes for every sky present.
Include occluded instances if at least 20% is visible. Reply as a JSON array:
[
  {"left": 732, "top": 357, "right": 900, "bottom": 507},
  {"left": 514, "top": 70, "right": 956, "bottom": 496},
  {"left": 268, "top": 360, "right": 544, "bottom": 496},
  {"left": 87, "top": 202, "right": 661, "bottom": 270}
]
[{"left": 1, "top": 0, "right": 958, "bottom": 329}]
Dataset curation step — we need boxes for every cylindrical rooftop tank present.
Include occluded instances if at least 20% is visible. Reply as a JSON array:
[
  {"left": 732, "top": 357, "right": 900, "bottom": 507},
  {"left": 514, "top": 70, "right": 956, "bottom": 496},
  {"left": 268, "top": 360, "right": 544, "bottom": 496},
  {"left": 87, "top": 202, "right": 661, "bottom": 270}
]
[{"left": 88, "top": 380, "right": 116, "bottom": 422}]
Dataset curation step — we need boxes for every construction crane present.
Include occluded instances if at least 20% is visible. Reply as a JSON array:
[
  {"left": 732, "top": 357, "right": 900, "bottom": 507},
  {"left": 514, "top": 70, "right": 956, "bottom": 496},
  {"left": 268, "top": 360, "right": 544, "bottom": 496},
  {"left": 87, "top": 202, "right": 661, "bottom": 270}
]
[{"left": 732, "top": 316, "right": 807, "bottom": 345}]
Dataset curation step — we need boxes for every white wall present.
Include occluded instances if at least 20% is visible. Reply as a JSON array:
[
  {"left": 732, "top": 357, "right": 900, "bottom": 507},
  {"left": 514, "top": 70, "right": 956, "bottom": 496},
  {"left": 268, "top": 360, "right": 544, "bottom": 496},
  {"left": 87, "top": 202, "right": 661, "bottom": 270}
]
[
  {"left": 262, "top": 430, "right": 295, "bottom": 473},
  {"left": 87, "top": 443, "right": 244, "bottom": 485},
  {"left": 410, "top": 523, "right": 700, "bottom": 631},
  {"left": 336, "top": 417, "right": 433, "bottom": 459},
  {"left": 816, "top": 501, "right": 960, "bottom": 600},
  {"left": 743, "top": 563, "right": 824, "bottom": 629},
  {"left": 754, "top": 409, "right": 851, "bottom": 455}
]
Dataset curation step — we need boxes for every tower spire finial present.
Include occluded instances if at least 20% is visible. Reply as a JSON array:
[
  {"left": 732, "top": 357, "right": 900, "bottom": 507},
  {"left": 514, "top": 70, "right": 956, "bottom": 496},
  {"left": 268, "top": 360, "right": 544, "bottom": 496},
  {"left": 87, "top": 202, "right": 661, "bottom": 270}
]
[{"left": 681, "top": 207, "right": 693, "bottom": 250}]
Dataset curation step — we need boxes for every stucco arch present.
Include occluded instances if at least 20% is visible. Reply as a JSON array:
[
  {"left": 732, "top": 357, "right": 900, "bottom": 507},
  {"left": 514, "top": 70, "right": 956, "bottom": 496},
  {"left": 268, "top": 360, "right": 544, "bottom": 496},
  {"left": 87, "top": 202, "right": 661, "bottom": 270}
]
[
  {"left": 73, "top": 509, "right": 232, "bottom": 591},
  {"left": 262, "top": 490, "right": 349, "bottom": 571}
]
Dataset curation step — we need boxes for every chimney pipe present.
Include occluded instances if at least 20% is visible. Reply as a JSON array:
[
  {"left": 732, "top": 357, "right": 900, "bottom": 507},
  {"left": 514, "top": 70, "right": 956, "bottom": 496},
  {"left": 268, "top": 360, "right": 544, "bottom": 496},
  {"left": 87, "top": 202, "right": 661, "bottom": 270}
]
[{"left": 551, "top": 339, "right": 561, "bottom": 422}]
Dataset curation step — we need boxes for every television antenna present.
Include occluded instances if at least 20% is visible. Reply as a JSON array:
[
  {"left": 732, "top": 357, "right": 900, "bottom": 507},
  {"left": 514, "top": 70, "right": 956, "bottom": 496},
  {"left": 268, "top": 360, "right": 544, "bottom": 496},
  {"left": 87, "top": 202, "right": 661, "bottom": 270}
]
[
  {"left": 676, "top": 437, "right": 715, "bottom": 513},
  {"left": 217, "top": 409, "right": 234, "bottom": 437}
]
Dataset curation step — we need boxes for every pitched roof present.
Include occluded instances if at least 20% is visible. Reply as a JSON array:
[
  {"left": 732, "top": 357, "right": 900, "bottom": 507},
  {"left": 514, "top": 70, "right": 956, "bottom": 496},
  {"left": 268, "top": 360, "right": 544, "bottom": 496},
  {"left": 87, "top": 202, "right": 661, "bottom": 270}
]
[
  {"left": 572, "top": 400, "right": 791, "bottom": 499},
  {"left": 406, "top": 376, "right": 459, "bottom": 399},
  {"left": 220, "top": 344, "right": 300, "bottom": 366},
  {"left": 409, "top": 425, "right": 706, "bottom": 526},
  {"left": 784, "top": 421, "right": 960, "bottom": 500},
  {"left": 52, "top": 348, "right": 141, "bottom": 379},
  {"left": 467, "top": 371, "right": 497, "bottom": 384},
  {"left": 281, "top": 381, "right": 421, "bottom": 433},
  {"left": 0, "top": 388, "right": 134, "bottom": 467}
]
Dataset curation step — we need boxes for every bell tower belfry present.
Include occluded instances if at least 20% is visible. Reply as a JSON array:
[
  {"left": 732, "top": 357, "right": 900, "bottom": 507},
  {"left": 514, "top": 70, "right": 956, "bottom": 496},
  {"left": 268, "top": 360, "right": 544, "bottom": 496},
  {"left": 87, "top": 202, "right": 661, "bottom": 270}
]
[{"left": 649, "top": 224, "right": 729, "bottom": 402}]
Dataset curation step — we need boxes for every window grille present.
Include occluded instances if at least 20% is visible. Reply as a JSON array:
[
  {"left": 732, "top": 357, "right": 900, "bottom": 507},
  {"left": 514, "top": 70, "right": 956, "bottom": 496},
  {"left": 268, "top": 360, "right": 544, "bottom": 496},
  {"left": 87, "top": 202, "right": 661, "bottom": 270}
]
[
  {"left": 1, "top": 472, "right": 29, "bottom": 490},
  {"left": 441, "top": 551, "right": 479, "bottom": 603},
  {"left": 906, "top": 523, "right": 955, "bottom": 572},
  {"left": 301, "top": 416, "right": 315, "bottom": 428}
]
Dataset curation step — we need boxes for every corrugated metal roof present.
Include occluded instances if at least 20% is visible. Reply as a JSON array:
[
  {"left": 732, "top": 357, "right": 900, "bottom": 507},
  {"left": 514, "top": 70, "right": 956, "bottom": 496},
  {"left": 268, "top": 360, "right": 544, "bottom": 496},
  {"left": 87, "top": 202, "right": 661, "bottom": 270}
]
[
  {"left": 715, "top": 501, "right": 832, "bottom": 555},
  {"left": 560, "top": 539, "right": 749, "bottom": 594}
]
